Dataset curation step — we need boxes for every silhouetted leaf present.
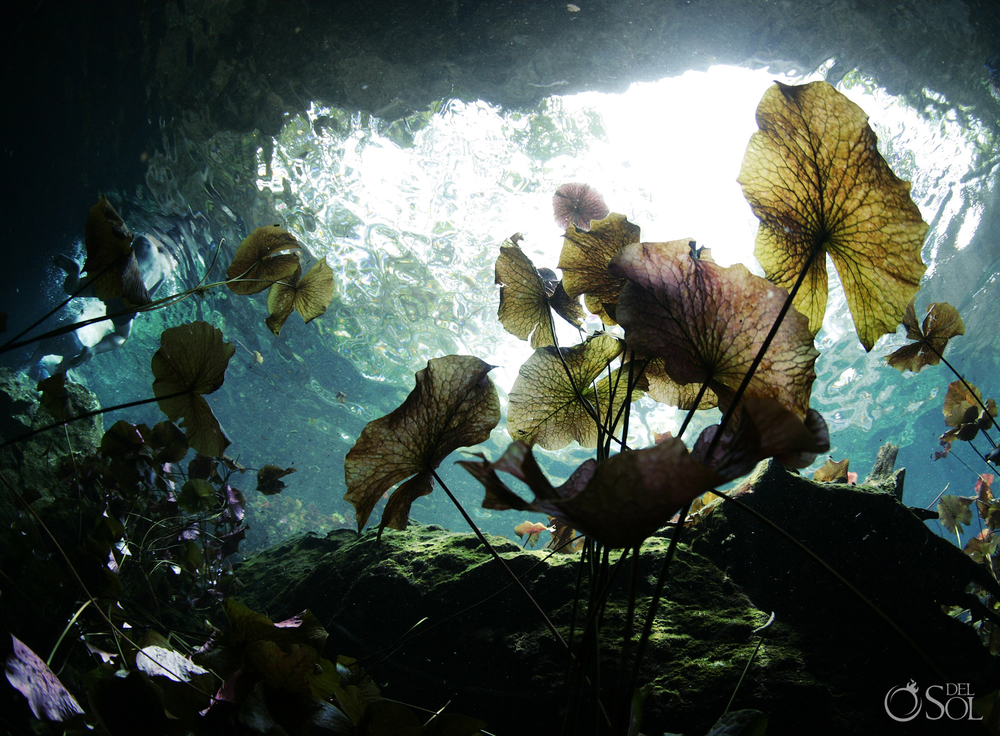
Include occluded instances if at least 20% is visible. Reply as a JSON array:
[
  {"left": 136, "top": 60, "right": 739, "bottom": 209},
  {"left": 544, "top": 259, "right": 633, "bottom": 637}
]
[
  {"left": 558, "top": 213, "right": 640, "bottom": 324},
  {"left": 495, "top": 237, "right": 584, "bottom": 348},
  {"left": 257, "top": 465, "right": 297, "bottom": 496},
  {"left": 610, "top": 239, "right": 818, "bottom": 418},
  {"left": 939, "top": 380, "right": 997, "bottom": 451},
  {"left": 265, "top": 259, "right": 336, "bottom": 336},
  {"left": 813, "top": 458, "right": 851, "bottom": 483},
  {"left": 507, "top": 334, "right": 634, "bottom": 449},
  {"left": 82, "top": 195, "right": 143, "bottom": 302},
  {"left": 226, "top": 225, "right": 301, "bottom": 295},
  {"left": 939, "top": 494, "right": 974, "bottom": 535},
  {"left": 886, "top": 301, "right": 964, "bottom": 373},
  {"left": 965, "top": 531, "right": 998, "bottom": 563},
  {"left": 344, "top": 355, "right": 500, "bottom": 537},
  {"left": 149, "top": 421, "right": 189, "bottom": 463},
  {"left": 151, "top": 321, "right": 235, "bottom": 457},
  {"left": 738, "top": 81, "right": 928, "bottom": 351},
  {"left": 5, "top": 635, "right": 84, "bottom": 722}
]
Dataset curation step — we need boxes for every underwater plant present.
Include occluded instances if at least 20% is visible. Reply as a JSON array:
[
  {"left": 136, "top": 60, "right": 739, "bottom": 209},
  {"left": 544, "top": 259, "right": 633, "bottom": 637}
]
[{"left": 336, "top": 80, "right": 994, "bottom": 732}]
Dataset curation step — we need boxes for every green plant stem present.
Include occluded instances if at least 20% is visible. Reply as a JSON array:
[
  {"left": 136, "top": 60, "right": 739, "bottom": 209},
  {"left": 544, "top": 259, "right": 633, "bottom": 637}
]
[
  {"left": 435, "top": 469, "right": 612, "bottom": 731},
  {"left": 0, "top": 389, "right": 191, "bottom": 451}
]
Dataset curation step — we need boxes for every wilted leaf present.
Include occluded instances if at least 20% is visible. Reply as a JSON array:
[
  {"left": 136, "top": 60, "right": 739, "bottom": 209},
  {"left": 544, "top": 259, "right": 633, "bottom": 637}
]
[
  {"left": 257, "top": 465, "right": 297, "bottom": 495},
  {"left": 507, "top": 333, "right": 632, "bottom": 449},
  {"left": 344, "top": 355, "right": 500, "bottom": 537},
  {"left": 495, "top": 237, "right": 584, "bottom": 348},
  {"left": 226, "top": 225, "right": 301, "bottom": 295},
  {"left": 5, "top": 635, "right": 84, "bottom": 722},
  {"left": 610, "top": 240, "right": 818, "bottom": 419},
  {"left": 465, "top": 399, "right": 827, "bottom": 549},
  {"left": 939, "top": 495, "right": 974, "bottom": 535},
  {"left": 265, "top": 259, "right": 336, "bottom": 336},
  {"left": 558, "top": 213, "right": 641, "bottom": 325},
  {"left": 738, "top": 81, "right": 928, "bottom": 351},
  {"left": 151, "top": 322, "right": 235, "bottom": 457},
  {"left": 886, "top": 301, "right": 964, "bottom": 373},
  {"left": 813, "top": 458, "right": 851, "bottom": 483},
  {"left": 82, "top": 196, "right": 142, "bottom": 302}
]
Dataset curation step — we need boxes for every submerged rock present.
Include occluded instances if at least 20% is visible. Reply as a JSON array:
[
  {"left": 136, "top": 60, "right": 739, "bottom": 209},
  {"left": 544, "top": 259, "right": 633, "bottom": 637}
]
[
  {"left": 693, "top": 459, "right": 1000, "bottom": 735},
  {"left": 234, "top": 522, "right": 825, "bottom": 734}
]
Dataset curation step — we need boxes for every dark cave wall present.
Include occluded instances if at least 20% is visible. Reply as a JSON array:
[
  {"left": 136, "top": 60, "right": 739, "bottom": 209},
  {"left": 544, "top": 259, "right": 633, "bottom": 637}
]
[{"left": 4, "top": 0, "right": 999, "bottom": 324}]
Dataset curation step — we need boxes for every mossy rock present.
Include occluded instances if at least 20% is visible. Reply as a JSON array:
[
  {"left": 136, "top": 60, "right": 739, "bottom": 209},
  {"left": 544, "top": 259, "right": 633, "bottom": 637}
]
[{"left": 233, "top": 523, "right": 824, "bottom": 734}]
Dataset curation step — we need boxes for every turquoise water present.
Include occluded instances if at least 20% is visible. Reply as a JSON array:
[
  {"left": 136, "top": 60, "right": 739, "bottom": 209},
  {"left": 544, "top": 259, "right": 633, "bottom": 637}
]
[{"left": 13, "top": 64, "right": 1000, "bottom": 556}]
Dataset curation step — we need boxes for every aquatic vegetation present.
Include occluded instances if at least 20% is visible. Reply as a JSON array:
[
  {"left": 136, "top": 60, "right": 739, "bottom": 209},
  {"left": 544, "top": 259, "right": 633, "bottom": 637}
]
[
  {"left": 151, "top": 321, "right": 235, "bottom": 457},
  {"left": 344, "top": 354, "right": 500, "bottom": 539},
  {"left": 552, "top": 181, "right": 610, "bottom": 231},
  {"left": 264, "top": 259, "right": 336, "bottom": 336},
  {"left": 737, "top": 81, "right": 928, "bottom": 350},
  {"left": 337, "top": 79, "right": 948, "bottom": 730}
]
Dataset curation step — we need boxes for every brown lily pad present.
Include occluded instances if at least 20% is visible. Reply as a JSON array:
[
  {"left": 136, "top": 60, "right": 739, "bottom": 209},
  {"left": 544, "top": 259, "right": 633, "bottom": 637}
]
[
  {"left": 885, "top": 300, "right": 964, "bottom": 373},
  {"left": 557, "top": 213, "right": 640, "bottom": 325},
  {"left": 610, "top": 239, "right": 818, "bottom": 419},
  {"left": 737, "top": 81, "right": 928, "bottom": 351},
  {"left": 495, "top": 236, "right": 584, "bottom": 348},
  {"left": 226, "top": 225, "right": 301, "bottom": 295},
  {"left": 265, "top": 259, "right": 336, "bottom": 336},
  {"left": 506, "top": 333, "right": 633, "bottom": 449},
  {"left": 813, "top": 458, "right": 851, "bottom": 483},
  {"left": 151, "top": 321, "right": 235, "bottom": 458},
  {"left": 344, "top": 355, "right": 500, "bottom": 538}
]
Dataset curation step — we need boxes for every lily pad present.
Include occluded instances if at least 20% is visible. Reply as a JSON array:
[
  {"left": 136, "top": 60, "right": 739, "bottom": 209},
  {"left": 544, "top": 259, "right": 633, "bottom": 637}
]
[
  {"left": 938, "top": 494, "right": 974, "bottom": 535},
  {"left": 151, "top": 322, "right": 235, "bottom": 457},
  {"left": 886, "top": 301, "right": 964, "bottom": 373},
  {"left": 344, "top": 355, "right": 500, "bottom": 537},
  {"left": 226, "top": 225, "right": 301, "bottom": 295},
  {"left": 553, "top": 182, "right": 609, "bottom": 231},
  {"left": 610, "top": 239, "right": 818, "bottom": 419},
  {"left": 507, "top": 333, "right": 632, "bottom": 449},
  {"left": 737, "top": 81, "right": 928, "bottom": 351},
  {"left": 265, "top": 259, "right": 336, "bottom": 336},
  {"left": 495, "top": 236, "right": 584, "bottom": 348},
  {"left": 558, "top": 213, "right": 641, "bottom": 325}
]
